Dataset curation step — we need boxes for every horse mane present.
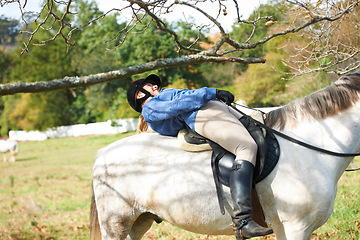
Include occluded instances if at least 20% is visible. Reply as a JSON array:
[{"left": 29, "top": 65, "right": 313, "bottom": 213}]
[{"left": 265, "top": 71, "right": 360, "bottom": 131}]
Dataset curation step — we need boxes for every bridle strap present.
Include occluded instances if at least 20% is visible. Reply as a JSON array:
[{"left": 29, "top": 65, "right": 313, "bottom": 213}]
[{"left": 231, "top": 103, "right": 360, "bottom": 158}]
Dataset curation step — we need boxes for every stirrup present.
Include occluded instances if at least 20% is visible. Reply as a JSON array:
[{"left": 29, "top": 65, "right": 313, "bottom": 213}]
[
  {"left": 233, "top": 219, "right": 249, "bottom": 240},
  {"left": 232, "top": 219, "right": 273, "bottom": 240}
]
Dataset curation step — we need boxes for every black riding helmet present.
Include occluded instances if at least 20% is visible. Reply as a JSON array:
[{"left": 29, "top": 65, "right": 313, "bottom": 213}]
[{"left": 127, "top": 74, "right": 161, "bottom": 112}]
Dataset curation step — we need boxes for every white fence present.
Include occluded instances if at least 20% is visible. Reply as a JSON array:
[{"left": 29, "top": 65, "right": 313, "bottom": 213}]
[
  {"left": 8, "top": 104, "right": 280, "bottom": 142},
  {"left": 9, "top": 118, "right": 139, "bottom": 141}
]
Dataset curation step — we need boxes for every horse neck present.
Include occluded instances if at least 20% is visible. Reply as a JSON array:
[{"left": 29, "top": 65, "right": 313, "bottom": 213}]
[
  {"left": 317, "top": 101, "right": 360, "bottom": 154},
  {"left": 279, "top": 101, "right": 360, "bottom": 181}
]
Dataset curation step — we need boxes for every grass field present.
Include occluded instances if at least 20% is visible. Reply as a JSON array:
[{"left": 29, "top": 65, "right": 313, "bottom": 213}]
[{"left": 0, "top": 132, "right": 359, "bottom": 239}]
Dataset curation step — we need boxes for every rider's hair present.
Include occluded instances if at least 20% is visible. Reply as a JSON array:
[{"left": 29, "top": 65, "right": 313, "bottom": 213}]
[{"left": 137, "top": 115, "right": 150, "bottom": 134}]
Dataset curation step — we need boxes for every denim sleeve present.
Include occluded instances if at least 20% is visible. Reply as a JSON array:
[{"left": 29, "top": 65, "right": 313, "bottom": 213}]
[{"left": 142, "top": 87, "right": 216, "bottom": 123}]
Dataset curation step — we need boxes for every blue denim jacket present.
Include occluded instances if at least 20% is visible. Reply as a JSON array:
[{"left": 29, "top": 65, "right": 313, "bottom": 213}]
[{"left": 141, "top": 87, "right": 217, "bottom": 136}]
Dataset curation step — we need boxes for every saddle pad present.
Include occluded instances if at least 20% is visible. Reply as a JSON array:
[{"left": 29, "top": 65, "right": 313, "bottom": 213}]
[
  {"left": 177, "top": 129, "right": 212, "bottom": 152},
  {"left": 255, "top": 130, "right": 280, "bottom": 183}
]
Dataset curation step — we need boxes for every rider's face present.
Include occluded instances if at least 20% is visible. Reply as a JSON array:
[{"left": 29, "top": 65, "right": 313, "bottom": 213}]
[{"left": 136, "top": 83, "right": 160, "bottom": 100}]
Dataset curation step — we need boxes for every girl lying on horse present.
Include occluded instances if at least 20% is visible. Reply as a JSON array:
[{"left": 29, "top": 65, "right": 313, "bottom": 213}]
[{"left": 127, "top": 74, "right": 273, "bottom": 239}]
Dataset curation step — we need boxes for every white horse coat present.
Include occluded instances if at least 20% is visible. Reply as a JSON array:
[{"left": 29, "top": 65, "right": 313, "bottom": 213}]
[
  {"left": 0, "top": 139, "right": 19, "bottom": 162},
  {"left": 91, "top": 72, "right": 360, "bottom": 240}
]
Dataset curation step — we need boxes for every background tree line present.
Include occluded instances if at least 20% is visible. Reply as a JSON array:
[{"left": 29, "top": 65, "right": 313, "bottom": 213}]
[
  {"left": 0, "top": 0, "right": 359, "bottom": 136},
  {"left": 0, "top": 0, "right": 211, "bottom": 135}
]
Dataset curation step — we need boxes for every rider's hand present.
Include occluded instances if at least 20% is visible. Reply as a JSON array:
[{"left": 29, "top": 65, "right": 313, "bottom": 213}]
[{"left": 216, "top": 89, "right": 234, "bottom": 105}]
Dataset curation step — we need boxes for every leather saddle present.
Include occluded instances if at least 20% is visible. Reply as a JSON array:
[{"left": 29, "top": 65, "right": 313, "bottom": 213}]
[{"left": 182, "top": 114, "right": 280, "bottom": 216}]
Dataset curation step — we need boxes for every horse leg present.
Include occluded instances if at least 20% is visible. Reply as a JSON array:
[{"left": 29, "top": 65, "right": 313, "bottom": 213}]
[
  {"left": 127, "top": 213, "right": 158, "bottom": 240},
  {"left": 3, "top": 153, "right": 6, "bottom": 162},
  {"left": 93, "top": 185, "right": 138, "bottom": 239},
  {"left": 10, "top": 153, "right": 15, "bottom": 162},
  {"left": 90, "top": 187, "right": 102, "bottom": 240},
  {"left": 263, "top": 219, "right": 311, "bottom": 240},
  {"left": 265, "top": 208, "right": 320, "bottom": 240},
  {"left": 282, "top": 222, "right": 314, "bottom": 240},
  {"left": 97, "top": 201, "right": 136, "bottom": 239}
]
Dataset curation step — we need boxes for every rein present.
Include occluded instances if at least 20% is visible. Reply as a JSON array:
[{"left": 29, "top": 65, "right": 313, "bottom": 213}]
[{"left": 231, "top": 103, "right": 360, "bottom": 171}]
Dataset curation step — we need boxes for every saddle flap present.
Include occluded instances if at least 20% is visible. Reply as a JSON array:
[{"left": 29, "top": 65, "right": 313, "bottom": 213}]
[
  {"left": 239, "top": 115, "right": 266, "bottom": 182},
  {"left": 212, "top": 129, "right": 280, "bottom": 186}
]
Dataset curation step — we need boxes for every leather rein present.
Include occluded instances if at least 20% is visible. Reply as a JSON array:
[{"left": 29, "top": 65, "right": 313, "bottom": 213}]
[{"left": 231, "top": 103, "right": 360, "bottom": 171}]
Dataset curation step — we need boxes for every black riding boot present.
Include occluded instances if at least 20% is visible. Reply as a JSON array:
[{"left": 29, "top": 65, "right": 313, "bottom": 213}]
[{"left": 230, "top": 160, "right": 273, "bottom": 239}]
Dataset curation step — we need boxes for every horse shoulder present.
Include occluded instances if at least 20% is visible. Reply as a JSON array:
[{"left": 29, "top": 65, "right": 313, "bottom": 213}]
[{"left": 257, "top": 122, "right": 342, "bottom": 237}]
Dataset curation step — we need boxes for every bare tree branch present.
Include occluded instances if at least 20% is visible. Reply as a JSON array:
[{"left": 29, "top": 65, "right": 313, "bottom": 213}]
[
  {"left": 279, "top": 0, "right": 360, "bottom": 76},
  {"left": 1, "top": 0, "right": 360, "bottom": 95},
  {"left": 0, "top": 54, "right": 264, "bottom": 95}
]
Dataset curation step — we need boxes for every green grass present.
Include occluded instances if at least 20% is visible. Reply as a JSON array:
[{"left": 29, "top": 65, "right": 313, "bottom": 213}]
[
  {"left": 311, "top": 164, "right": 360, "bottom": 240},
  {"left": 0, "top": 132, "right": 135, "bottom": 240},
  {"left": 0, "top": 133, "right": 359, "bottom": 239}
]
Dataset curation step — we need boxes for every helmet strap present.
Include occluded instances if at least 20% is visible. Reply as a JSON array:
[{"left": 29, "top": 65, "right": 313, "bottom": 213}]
[{"left": 136, "top": 88, "right": 154, "bottom": 109}]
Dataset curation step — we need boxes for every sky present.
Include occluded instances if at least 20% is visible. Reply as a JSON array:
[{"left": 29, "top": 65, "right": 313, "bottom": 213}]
[{"left": 0, "top": 0, "right": 264, "bottom": 32}]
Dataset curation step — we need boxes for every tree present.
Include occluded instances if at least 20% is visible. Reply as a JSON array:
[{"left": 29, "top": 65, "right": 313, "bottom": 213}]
[
  {"left": 230, "top": 1, "right": 286, "bottom": 73},
  {"left": 69, "top": 1, "right": 129, "bottom": 123},
  {"left": 0, "top": 49, "right": 12, "bottom": 82},
  {"left": 1, "top": 5, "right": 76, "bottom": 132},
  {"left": 0, "top": 0, "right": 358, "bottom": 95},
  {"left": 8, "top": 91, "right": 71, "bottom": 131},
  {"left": 233, "top": 2, "right": 337, "bottom": 107},
  {"left": 235, "top": 34, "right": 291, "bottom": 107},
  {"left": 281, "top": 0, "right": 360, "bottom": 77},
  {"left": 71, "top": 11, "right": 209, "bottom": 122},
  {"left": 0, "top": 16, "right": 20, "bottom": 45}
]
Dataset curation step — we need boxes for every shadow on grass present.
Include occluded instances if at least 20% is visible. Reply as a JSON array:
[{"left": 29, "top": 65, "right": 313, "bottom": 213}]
[{"left": 15, "top": 157, "right": 37, "bottom": 162}]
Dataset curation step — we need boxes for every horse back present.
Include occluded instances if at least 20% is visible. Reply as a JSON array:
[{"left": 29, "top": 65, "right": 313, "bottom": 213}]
[
  {"left": 93, "top": 133, "right": 239, "bottom": 235},
  {"left": 92, "top": 133, "right": 272, "bottom": 236}
]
